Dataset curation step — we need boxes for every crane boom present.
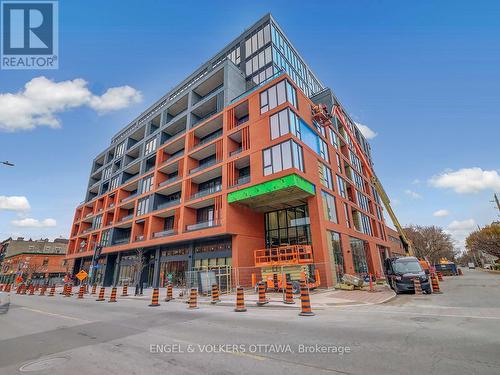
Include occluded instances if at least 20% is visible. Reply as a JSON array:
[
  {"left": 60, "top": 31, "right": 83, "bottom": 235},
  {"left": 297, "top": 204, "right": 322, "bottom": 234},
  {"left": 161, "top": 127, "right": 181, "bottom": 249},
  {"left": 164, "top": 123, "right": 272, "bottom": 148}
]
[{"left": 312, "top": 103, "right": 414, "bottom": 256}]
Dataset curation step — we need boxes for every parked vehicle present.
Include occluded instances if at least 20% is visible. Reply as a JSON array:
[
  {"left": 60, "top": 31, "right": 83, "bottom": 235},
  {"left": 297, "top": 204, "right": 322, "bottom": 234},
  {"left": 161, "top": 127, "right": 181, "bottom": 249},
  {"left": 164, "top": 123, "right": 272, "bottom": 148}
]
[
  {"left": 0, "top": 291, "right": 10, "bottom": 314},
  {"left": 468, "top": 262, "right": 476, "bottom": 270},
  {"left": 385, "top": 257, "right": 431, "bottom": 294}
]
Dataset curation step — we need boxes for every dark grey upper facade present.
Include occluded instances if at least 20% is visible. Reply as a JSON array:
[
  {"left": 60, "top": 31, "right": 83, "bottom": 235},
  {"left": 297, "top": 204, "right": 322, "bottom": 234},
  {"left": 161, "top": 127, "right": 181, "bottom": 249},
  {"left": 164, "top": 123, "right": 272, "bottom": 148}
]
[{"left": 84, "top": 13, "right": 371, "bottom": 203}]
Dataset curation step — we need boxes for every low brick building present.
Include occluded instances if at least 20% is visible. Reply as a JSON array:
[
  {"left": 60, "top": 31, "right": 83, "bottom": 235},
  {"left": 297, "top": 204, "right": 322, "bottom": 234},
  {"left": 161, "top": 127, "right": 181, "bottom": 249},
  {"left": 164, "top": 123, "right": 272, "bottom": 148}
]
[{"left": 0, "top": 237, "right": 71, "bottom": 285}]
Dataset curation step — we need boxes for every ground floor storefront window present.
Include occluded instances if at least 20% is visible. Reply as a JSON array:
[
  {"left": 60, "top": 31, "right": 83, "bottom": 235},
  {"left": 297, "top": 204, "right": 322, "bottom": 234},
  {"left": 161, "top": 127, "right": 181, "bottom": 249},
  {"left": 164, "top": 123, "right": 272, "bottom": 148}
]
[
  {"left": 159, "top": 260, "right": 187, "bottom": 287},
  {"left": 350, "top": 237, "right": 369, "bottom": 275},
  {"left": 327, "top": 231, "right": 345, "bottom": 283},
  {"left": 265, "top": 205, "right": 311, "bottom": 247}
]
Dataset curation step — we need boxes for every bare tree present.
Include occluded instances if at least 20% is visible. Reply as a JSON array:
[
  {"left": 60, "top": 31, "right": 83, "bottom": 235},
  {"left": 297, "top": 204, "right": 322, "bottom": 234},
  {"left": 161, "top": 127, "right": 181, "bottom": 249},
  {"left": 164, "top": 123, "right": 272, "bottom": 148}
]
[
  {"left": 466, "top": 223, "right": 500, "bottom": 259},
  {"left": 404, "top": 225, "right": 457, "bottom": 263},
  {"left": 132, "top": 248, "right": 146, "bottom": 295}
]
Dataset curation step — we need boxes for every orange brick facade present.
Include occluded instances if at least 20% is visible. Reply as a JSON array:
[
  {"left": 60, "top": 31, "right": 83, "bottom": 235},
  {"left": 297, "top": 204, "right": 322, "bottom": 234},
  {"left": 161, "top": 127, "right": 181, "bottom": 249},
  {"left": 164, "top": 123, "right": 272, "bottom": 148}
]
[{"left": 67, "top": 73, "right": 393, "bottom": 288}]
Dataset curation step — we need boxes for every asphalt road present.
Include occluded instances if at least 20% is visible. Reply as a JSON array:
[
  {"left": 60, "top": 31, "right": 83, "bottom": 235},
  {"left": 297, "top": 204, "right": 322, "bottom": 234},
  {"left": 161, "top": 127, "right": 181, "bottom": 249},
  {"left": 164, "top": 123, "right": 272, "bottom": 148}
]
[{"left": 1, "top": 268, "right": 499, "bottom": 375}]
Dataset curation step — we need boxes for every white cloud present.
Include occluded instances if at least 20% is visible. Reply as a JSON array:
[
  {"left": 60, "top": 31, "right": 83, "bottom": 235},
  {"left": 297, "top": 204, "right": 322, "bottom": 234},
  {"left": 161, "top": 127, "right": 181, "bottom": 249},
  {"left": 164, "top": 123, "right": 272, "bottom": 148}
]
[
  {"left": 355, "top": 123, "right": 377, "bottom": 139},
  {"left": 0, "top": 76, "right": 142, "bottom": 132},
  {"left": 404, "top": 189, "right": 422, "bottom": 199},
  {"left": 0, "top": 196, "right": 31, "bottom": 211},
  {"left": 433, "top": 209, "right": 450, "bottom": 217},
  {"left": 412, "top": 179, "right": 421, "bottom": 185},
  {"left": 429, "top": 167, "right": 500, "bottom": 194},
  {"left": 445, "top": 219, "right": 476, "bottom": 249},
  {"left": 11, "top": 218, "right": 57, "bottom": 228}
]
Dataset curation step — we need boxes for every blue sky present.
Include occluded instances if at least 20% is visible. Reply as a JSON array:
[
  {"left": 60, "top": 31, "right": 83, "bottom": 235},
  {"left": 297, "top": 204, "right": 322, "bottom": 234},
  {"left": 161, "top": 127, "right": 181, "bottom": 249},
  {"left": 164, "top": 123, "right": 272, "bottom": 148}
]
[{"left": 1, "top": 0, "right": 499, "bottom": 250}]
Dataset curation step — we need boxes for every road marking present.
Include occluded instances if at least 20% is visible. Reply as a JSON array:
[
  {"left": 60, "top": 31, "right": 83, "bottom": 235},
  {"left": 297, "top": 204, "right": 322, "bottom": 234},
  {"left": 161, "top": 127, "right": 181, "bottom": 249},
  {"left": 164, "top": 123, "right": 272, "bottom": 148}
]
[
  {"left": 338, "top": 308, "right": 500, "bottom": 320},
  {"left": 20, "top": 307, "right": 92, "bottom": 323}
]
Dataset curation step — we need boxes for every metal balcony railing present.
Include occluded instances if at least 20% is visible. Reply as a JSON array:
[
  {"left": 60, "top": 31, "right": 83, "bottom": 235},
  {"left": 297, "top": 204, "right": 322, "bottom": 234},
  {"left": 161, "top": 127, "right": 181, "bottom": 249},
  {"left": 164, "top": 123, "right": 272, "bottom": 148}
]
[
  {"left": 191, "top": 185, "right": 221, "bottom": 200},
  {"left": 152, "top": 229, "right": 176, "bottom": 238},
  {"left": 233, "top": 175, "right": 250, "bottom": 187},
  {"left": 186, "top": 219, "right": 221, "bottom": 232},
  {"left": 158, "top": 176, "right": 179, "bottom": 187},
  {"left": 189, "top": 159, "right": 218, "bottom": 174},
  {"left": 120, "top": 214, "right": 134, "bottom": 222},
  {"left": 196, "top": 130, "right": 222, "bottom": 148},
  {"left": 155, "top": 199, "right": 181, "bottom": 211},
  {"left": 166, "top": 150, "right": 184, "bottom": 163},
  {"left": 113, "top": 237, "right": 130, "bottom": 245},
  {"left": 229, "top": 147, "right": 242, "bottom": 157},
  {"left": 121, "top": 193, "right": 137, "bottom": 203}
]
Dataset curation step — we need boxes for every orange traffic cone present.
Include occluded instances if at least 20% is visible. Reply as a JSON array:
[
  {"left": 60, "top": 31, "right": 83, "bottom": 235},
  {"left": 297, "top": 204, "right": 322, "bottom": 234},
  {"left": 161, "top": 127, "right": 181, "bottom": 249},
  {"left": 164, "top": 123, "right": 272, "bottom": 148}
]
[
  {"left": 91, "top": 284, "right": 97, "bottom": 294},
  {"left": 413, "top": 278, "right": 423, "bottom": 295},
  {"left": 431, "top": 274, "right": 442, "bottom": 294},
  {"left": 48, "top": 285, "right": 55, "bottom": 297},
  {"left": 234, "top": 286, "right": 247, "bottom": 312},
  {"left": 437, "top": 272, "right": 443, "bottom": 282},
  {"left": 256, "top": 282, "right": 269, "bottom": 306},
  {"left": 108, "top": 287, "right": 117, "bottom": 302},
  {"left": 165, "top": 283, "right": 174, "bottom": 302},
  {"left": 298, "top": 285, "right": 315, "bottom": 316},
  {"left": 121, "top": 284, "right": 128, "bottom": 297},
  {"left": 28, "top": 285, "right": 35, "bottom": 295},
  {"left": 77, "top": 285, "right": 85, "bottom": 299},
  {"left": 188, "top": 288, "right": 198, "bottom": 309},
  {"left": 149, "top": 288, "right": 160, "bottom": 307},
  {"left": 211, "top": 283, "right": 220, "bottom": 304},
  {"left": 96, "top": 287, "right": 106, "bottom": 301},
  {"left": 283, "top": 281, "right": 295, "bottom": 304}
]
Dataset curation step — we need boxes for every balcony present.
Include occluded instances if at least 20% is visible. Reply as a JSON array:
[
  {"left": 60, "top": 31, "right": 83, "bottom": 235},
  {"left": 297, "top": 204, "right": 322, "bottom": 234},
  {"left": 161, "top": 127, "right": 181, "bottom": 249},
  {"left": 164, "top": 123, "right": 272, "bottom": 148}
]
[
  {"left": 191, "top": 185, "right": 221, "bottom": 200},
  {"left": 195, "top": 129, "right": 222, "bottom": 149},
  {"left": 158, "top": 176, "right": 179, "bottom": 187},
  {"left": 121, "top": 193, "right": 137, "bottom": 203},
  {"left": 152, "top": 229, "right": 176, "bottom": 238},
  {"left": 186, "top": 219, "right": 221, "bottom": 232},
  {"left": 229, "top": 148, "right": 242, "bottom": 157},
  {"left": 113, "top": 237, "right": 130, "bottom": 245},
  {"left": 166, "top": 150, "right": 184, "bottom": 163},
  {"left": 233, "top": 175, "right": 250, "bottom": 187},
  {"left": 156, "top": 199, "right": 181, "bottom": 211},
  {"left": 189, "top": 159, "right": 218, "bottom": 175},
  {"left": 120, "top": 214, "right": 134, "bottom": 222}
]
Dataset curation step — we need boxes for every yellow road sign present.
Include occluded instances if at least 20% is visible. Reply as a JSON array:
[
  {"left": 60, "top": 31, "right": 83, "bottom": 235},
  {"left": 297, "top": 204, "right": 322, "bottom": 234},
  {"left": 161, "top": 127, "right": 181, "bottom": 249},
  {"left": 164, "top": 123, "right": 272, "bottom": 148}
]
[{"left": 76, "top": 270, "right": 88, "bottom": 281}]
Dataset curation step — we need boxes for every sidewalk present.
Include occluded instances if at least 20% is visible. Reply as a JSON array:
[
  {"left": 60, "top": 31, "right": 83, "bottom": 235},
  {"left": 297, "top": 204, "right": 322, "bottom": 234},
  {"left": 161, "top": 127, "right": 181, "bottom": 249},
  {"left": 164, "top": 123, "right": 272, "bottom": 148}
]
[{"left": 45, "top": 284, "right": 395, "bottom": 309}]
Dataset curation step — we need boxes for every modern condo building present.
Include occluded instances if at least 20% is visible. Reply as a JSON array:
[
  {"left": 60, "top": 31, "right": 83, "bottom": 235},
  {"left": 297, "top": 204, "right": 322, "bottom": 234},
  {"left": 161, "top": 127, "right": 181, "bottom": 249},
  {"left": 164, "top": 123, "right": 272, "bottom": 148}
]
[{"left": 66, "top": 14, "right": 394, "bottom": 289}]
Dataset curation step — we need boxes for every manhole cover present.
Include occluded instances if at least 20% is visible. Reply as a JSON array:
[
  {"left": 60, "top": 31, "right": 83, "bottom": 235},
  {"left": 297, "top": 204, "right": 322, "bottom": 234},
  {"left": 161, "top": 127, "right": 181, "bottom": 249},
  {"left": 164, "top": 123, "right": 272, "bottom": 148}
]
[{"left": 19, "top": 356, "right": 70, "bottom": 372}]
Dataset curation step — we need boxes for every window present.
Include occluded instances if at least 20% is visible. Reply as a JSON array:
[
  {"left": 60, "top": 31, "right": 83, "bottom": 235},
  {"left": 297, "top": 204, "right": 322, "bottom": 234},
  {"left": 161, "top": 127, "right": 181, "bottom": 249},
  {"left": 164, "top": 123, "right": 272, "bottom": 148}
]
[
  {"left": 319, "top": 139, "right": 329, "bottom": 162},
  {"left": 93, "top": 215, "right": 102, "bottom": 229},
  {"left": 265, "top": 206, "right": 311, "bottom": 247},
  {"left": 329, "top": 128, "right": 339, "bottom": 149},
  {"left": 356, "top": 191, "right": 370, "bottom": 212},
  {"left": 344, "top": 203, "right": 351, "bottom": 228},
  {"left": 197, "top": 205, "right": 215, "bottom": 224},
  {"left": 263, "top": 140, "right": 303, "bottom": 176},
  {"left": 100, "top": 230, "right": 110, "bottom": 246},
  {"left": 115, "top": 141, "right": 125, "bottom": 158},
  {"left": 260, "top": 80, "right": 297, "bottom": 114},
  {"left": 321, "top": 191, "right": 338, "bottom": 223},
  {"left": 137, "top": 195, "right": 151, "bottom": 216},
  {"left": 350, "top": 151, "right": 362, "bottom": 173},
  {"left": 318, "top": 162, "right": 333, "bottom": 190},
  {"left": 337, "top": 175, "right": 347, "bottom": 198},
  {"left": 103, "top": 166, "right": 112, "bottom": 180},
  {"left": 246, "top": 46, "right": 272, "bottom": 76},
  {"left": 353, "top": 171, "right": 364, "bottom": 191},
  {"left": 145, "top": 138, "right": 157, "bottom": 155},
  {"left": 327, "top": 231, "right": 344, "bottom": 282},
  {"left": 141, "top": 175, "right": 154, "bottom": 194},
  {"left": 350, "top": 237, "right": 368, "bottom": 274},
  {"left": 110, "top": 176, "right": 120, "bottom": 190},
  {"left": 245, "top": 24, "right": 271, "bottom": 57},
  {"left": 269, "top": 108, "right": 300, "bottom": 140}
]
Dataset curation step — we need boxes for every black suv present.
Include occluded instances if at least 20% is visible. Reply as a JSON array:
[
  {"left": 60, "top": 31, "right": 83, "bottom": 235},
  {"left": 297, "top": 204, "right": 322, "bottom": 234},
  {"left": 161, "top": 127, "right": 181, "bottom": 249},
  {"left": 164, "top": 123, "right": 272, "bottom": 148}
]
[{"left": 385, "top": 256, "right": 431, "bottom": 294}]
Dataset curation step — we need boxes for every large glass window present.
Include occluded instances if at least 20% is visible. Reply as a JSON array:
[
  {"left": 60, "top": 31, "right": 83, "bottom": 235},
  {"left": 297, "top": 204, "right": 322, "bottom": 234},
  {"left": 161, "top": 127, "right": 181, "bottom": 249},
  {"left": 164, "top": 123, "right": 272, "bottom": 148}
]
[
  {"left": 350, "top": 237, "right": 369, "bottom": 275},
  {"left": 197, "top": 205, "right": 215, "bottom": 224},
  {"left": 269, "top": 108, "right": 300, "bottom": 140},
  {"left": 337, "top": 175, "right": 347, "bottom": 198},
  {"left": 115, "top": 141, "right": 125, "bottom": 158},
  {"left": 145, "top": 137, "right": 157, "bottom": 156},
  {"left": 321, "top": 191, "right": 338, "bottom": 223},
  {"left": 245, "top": 24, "right": 271, "bottom": 57},
  {"left": 100, "top": 230, "right": 110, "bottom": 246},
  {"left": 141, "top": 175, "right": 154, "bottom": 194},
  {"left": 263, "top": 140, "right": 303, "bottom": 176},
  {"left": 246, "top": 46, "right": 272, "bottom": 76},
  {"left": 137, "top": 195, "right": 151, "bottom": 216},
  {"left": 260, "top": 80, "right": 297, "bottom": 114},
  {"left": 265, "top": 206, "right": 311, "bottom": 247},
  {"left": 318, "top": 162, "right": 333, "bottom": 190},
  {"left": 327, "top": 231, "right": 345, "bottom": 282}
]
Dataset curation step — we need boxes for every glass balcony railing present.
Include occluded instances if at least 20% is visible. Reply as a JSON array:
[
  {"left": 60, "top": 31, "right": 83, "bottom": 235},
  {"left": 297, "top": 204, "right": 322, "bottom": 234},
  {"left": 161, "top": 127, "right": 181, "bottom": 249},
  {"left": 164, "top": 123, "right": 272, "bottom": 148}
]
[
  {"left": 233, "top": 175, "right": 250, "bottom": 187},
  {"left": 229, "top": 147, "right": 242, "bottom": 157},
  {"left": 120, "top": 214, "right": 134, "bottom": 222},
  {"left": 158, "top": 176, "right": 179, "bottom": 187},
  {"left": 113, "top": 237, "right": 130, "bottom": 245},
  {"left": 191, "top": 184, "right": 221, "bottom": 200},
  {"left": 166, "top": 150, "right": 184, "bottom": 163},
  {"left": 186, "top": 219, "right": 221, "bottom": 231},
  {"left": 189, "top": 159, "right": 218, "bottom": 174},
  {"left": 155, "top": 199, "right": 181, "bottom": 211},
  {"left": 121, "top": 193, "right": 137, "bottom": 203},
  {"left": 152, "top": 229, "right": 176, "bottom": 238},
  {"left": 195, "top": 130, "right": 223, "bottom": 148}
]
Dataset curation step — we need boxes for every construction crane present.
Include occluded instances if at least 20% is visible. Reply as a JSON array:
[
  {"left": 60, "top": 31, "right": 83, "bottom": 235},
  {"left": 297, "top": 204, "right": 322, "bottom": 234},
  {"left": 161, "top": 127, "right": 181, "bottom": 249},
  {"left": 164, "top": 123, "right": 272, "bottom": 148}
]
[
  {"left": 493, "top": 194, "right": 500, "bottom": 215},
  {"left": 312, "top": 103, "right": 414, "bottom": 256}
]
